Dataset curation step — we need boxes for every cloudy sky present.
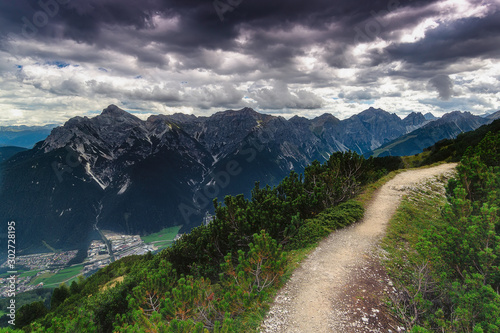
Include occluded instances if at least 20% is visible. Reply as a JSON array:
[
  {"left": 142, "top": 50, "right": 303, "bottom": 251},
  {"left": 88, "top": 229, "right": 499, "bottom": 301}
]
[{"left": 0, "top": 0, "right": 499, "bottom": 125}]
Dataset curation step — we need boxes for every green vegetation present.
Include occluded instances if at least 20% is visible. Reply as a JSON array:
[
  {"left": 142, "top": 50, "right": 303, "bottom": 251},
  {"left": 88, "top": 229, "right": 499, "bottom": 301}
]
[
  {"left": 19, "top": 270, "right": 41, "bottom": 278},
  {"left": 16, "top": 301, "right": 48, "bottom": 329},
  {"left": 9, "top": 151, "right": 394, "bottom": 332},
  {"left": 30, "top": 272, "right": 55, "bottom": 286},
  {"left": 142, "top": 226, "right": 181, "bottom": 243},
  {"left": 0, "top": 289, "right": 52, "bottom": 327},
  {"left": 401, "top": 151, "right": 432, "bottom": 168},
  {"left": 39, "top": 265, "right": 84, "bottom": 287},
  {"left": 383, "top": 131, "right": 500, "bottom": 332},
  {"left": 0, "top": 270, "right": 30, "bottom": 279},
  {"left": 142, "top": 226, "right": 182, "bottom": 250}
]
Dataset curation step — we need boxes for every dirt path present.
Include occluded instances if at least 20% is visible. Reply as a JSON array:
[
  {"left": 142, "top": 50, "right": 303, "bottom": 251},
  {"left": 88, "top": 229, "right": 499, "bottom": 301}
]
[{"left": 260, "top": 163, "right": 457, "bottom": 333}]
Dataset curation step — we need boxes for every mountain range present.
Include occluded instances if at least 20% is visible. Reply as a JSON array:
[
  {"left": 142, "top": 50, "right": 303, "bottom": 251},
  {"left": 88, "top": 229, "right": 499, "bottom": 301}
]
[
  {"left": 0, "top": 105, "right": 493, "bottom": 256},
  {"left": 369, "top": 111, "right": 493, "bottom": 157},
  {"left": 0, "top": 124, "right": 57, "bottom": 148}
]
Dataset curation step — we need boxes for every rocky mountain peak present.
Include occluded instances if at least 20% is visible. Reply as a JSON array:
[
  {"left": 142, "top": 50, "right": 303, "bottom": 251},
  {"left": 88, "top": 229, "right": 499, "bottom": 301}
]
[
  {"left": 101, "top": 104, "right": 125, "bottom": 115},
  {"left": 212, "top": 107, "right": 270, "bottom": 122},
  {"left": 158, "top": 113, "right": 198, "bottom": 125},
  {"left": 431, "top": 111, "right": 487, "bottom": 130},
  {"left": 439, "top": 111, "right": 472, "bottom": 122},
  {"left": 356, "top": 108, "right": 400, "bottom": 124},
  {"left": 312, "top": 113, "right": 340, "bottom": 124},
  {"left": 240, "top": 107, "right": 259, "bottom": 115},
  {"left": 99, "top": 105, "right": 142, "bottom": 123},
  {"left": 41, "top": 105, "right": 147, "bottom": 154},
  {"left": 289, "top": 115, "right": 311, "bottom": 125},
  {"left": 424, "top": 112, "right": 437, "bottom": 120},
  {"left": 403, "top": 112, "right": 426, "bottom": 126},
  {"left": 362, "top": 107, "right": 387, "bottom": 115}
]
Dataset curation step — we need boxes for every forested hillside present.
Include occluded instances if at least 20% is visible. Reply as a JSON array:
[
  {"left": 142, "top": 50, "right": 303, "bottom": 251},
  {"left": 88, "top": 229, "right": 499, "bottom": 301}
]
[
  {"left": 406, "top": 118, "right": 500, "bottom": 167},
  {"left": 3, "top": 152, "right": 399, "bottom": 332},
  {"left": 384, "top": 131, "right": 500, "bottom": 332}
]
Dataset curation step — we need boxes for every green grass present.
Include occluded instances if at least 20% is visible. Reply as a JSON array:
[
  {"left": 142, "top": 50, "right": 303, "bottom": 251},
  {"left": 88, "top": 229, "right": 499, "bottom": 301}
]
[
  {"left": 19, "top": 270, "right": 41, "bottom": 278},
  {"left": 31, "top": 265, "right": 84, "bottom": 287},
  {"left": 382, "top": 178, "right": 448, "bottom": 275},
  {"left": 30, "top": 271, "right": 55, "bottom": 285},
  {"left": 142, "top": 226, "right": 182, "bottom": 244},
  {"left": 151, "top": 240, "right": 175, "bottom": 251},
  {"left": 380, "top": 176, "right": 451, "bottom": 329},
  {"left": 400, "top": 150, "right": 432, "bottom": 168},
  {"left": 43, "top": 265, "right": 84, "bottom": 286},
  {"left": 63, "top": 275, "right": 83, "bottom": 287}
]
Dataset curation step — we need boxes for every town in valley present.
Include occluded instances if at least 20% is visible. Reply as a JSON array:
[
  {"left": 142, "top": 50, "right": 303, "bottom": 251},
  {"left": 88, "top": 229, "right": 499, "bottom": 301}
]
[{"left": 0, "top": 229, "right": 180, "bottom": 298}]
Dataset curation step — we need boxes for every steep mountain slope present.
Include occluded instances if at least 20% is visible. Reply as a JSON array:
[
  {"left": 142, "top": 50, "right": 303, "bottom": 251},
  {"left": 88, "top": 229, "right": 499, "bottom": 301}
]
[
  {"left": 485, "top": 110, "right": 500, "bottom": 120},
  {"left": 0, "top": 146, "right": 27, "bottom": 162},
  {"left": 369, "top": 111, "right": 490, "bottom": 157},
  {"left": 402, "top": 112, "right": 430, "bottom": 132},
  {"left": 419, "top": 118, "right": 500, "bottom": 165},
  {"left": 424, "top": 112, "right": 437, "bottom": 120},
  {"left": 313, "top": 108, "right": 426, "bottom": 153}
]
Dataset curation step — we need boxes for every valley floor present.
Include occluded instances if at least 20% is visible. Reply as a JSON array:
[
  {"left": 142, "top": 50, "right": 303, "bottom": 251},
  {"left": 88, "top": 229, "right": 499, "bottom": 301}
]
[{"left": 260, "top": 163, "right": 457, "bottom": 333}]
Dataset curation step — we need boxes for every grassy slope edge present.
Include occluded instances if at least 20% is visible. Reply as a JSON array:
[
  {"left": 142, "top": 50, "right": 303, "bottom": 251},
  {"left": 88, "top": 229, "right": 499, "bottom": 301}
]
[
  {"left": 382, "top": 130, "right": 500, "bottom": 332},
  {"left": 381, "top": 174, "right": 451, "bottom": 330}
]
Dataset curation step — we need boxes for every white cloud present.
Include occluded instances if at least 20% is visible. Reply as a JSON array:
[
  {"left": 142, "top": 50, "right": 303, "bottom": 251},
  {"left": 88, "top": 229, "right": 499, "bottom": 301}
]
[{"left": 249, "top": 81, "right": 324, "bottom": 110}]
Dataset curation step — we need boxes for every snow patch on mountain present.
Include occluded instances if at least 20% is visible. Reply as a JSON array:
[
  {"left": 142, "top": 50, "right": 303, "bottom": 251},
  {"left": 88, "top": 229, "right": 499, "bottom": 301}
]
[
  {"left": 85, "top": 163, "right": 108, "bottom": 190},
  {"left": 117, "top": 178, "right": 131, "bottom": 195}
]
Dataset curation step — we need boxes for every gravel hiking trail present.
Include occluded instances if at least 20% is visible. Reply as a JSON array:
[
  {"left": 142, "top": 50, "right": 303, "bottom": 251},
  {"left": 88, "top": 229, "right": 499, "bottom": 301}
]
[{"left": 260, "top": 163, "right": 457, "bottom": 333}]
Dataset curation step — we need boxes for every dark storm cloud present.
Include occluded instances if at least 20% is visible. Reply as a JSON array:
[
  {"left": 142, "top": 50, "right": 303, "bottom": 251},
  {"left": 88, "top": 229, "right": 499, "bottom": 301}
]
[
  {"left": 1, "top": 0, "right": 442, "bottom": 64},
  {"left": 225, "top": 0, "right": 442, "bottom": 70},
  {"left": 2, "top": 0, "right": 468, "bottom": 92},
  {"left": 428, "top": 74, "right": 453, "bottom": 100},
  {"left": 386, "top": 10, "right": 500, "bottom": 70},
  {"left": 250, "top": 81, "right": 323, "bottom": 109},
  {"left": 49, "top": 78, "right": 84, "bottom": 96},
  {"left": 339, "top": 90, "right": 376, "bottom": 102}
]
